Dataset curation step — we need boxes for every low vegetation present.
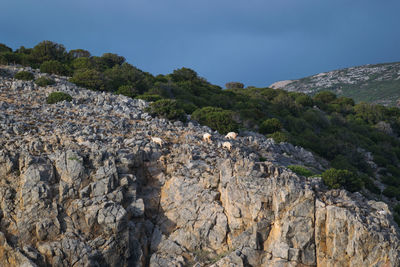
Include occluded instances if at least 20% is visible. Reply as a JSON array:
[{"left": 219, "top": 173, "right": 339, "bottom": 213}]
[
  {"left": 46, "top": 92, "right": 72, "bottom": 104},
  {"left": 288, "top": 165, "right": 314, "bottom": 177},
  {"left": 35, "top": 77, "right": 55, "bottom": 87},
  {"left": 146, "top": 99, "right": 186, "bottom": 122},
  {"left": 14, "top": 71, "right": 34, "bottom": 80}
]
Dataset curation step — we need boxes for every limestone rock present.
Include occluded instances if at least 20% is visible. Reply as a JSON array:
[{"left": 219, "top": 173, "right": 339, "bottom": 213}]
[{"left": 0, "top": 65, "right": 398, "bottom": 266}]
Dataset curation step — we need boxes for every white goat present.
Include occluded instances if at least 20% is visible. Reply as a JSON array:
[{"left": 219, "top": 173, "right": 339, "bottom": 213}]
[
  {"left": 222, "top": 141, "right": 232, "bottom": 150},
  {"left": 203, "top": 133, "right": 212, "bottom": 142},
  {"left": 225, "top": 132, "right": 238, "bottom": 140},
  {"left": 151, "top": 137, "right": 164, "bottom": 147}
]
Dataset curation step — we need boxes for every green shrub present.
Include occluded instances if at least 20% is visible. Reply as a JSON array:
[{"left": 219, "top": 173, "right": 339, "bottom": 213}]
[
  {"left": 69, "top": 69, "right": 105, "bottom": 91},
  {"left": 170, "top": 67, "right": 198, "bottom": 82},
  {"left": 35, "top": 77, "right": 55, "bottom": 87},
  {"left": 192, "top": 107, "right": 239, "bottom": 134},
  {"left": 103, "top": 63, "right": 148, "bottom": 92},
  {"left": 71, "top": 57, "right": 93, "bottom": 70},
  {"left": 394, "top": 204, "right": 400, "bottom": 214},
  {"left": 147, "top": 99, "right": 186, "bottom": 121},
  {"left": 394, "top": 213, "right": 400, "bottom": 226},
  {"left": 259, "top": 118, "right": 282, "bottom": 134},
  {"left": 31, "top": 40, "right": 67, "bottom": 64},
  {"left": 313, "top": 91, "right": 337, "bottom": 104},
  {"left": 225, "top": 82, "right": 244, "bottom": 89},
  {"left": 383, "top": 186, "right": 400, "bottom": 200},
  {"left": 381, "top": 176, "right": 400, "bottom": 187},
  {"left": 322, "top": 168, "right": 363, "bottom": 192},
  {"left": 177, "top": 101, "right": 197, "bottom": 114},
  {"left": 116, "top": 85, "right": 137, "bottom": 98},
  {"left": 46, "top": 92, "right": 72, "bottom": 104},
  {"left": 0, "top": 43, "right": 12, "bottom": 53},
  {"left": 268, "top": 131, "right": 289, "bottom": 143},
  {"left": 40, "top": 60, "right": 67, "bottom": 75},
  {"left": 295, "top": 94, "right": 313, "bottom": 107},
  {"left": 14, "top": 71, "right": 34, "bottom": 81},
  {"left": 288, "top": 165, "right": 314, "bottom": 177},
  {"left": 361, "top": 174, "right": 381, "bottom": 194},
  {"left": 135, "top": 94, "right": 163, "bottom": 102}
]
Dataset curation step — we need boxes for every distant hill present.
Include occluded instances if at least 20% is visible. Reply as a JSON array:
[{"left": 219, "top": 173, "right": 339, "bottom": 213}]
[{"left": 270, "top": 62, "right": 400, "bottom": 106}]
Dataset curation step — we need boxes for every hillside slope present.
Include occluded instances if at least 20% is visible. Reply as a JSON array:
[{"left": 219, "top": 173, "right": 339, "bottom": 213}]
[
  {"left": 0, "top": 67, "right": 399, "bottom": 266},
  {"left": 270, "top": 62, "right": 400, "bottom": 106}
]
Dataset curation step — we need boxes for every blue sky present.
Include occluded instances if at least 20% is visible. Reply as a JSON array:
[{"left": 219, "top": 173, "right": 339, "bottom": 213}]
[{"left": 1, "top": 0, "right": 400, "bottom": 87}]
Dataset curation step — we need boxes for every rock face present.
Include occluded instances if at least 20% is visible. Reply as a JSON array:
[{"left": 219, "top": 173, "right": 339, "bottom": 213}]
[{"left": 0, "top": 65, "right": 399, "bottom": 266}]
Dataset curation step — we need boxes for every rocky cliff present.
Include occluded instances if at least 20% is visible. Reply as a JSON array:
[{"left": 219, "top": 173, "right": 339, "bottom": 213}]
[
  {"left": 0, "top": 65, "right": 399, "bottom": 266},
  {"left": 269, "top": 62, "right": 400, "bottom": 106}
]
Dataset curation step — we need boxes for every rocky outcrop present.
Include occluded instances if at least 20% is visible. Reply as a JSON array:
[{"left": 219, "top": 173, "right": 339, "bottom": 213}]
[
  {"left": 269, "top": 62, "right": 400, "bottom": 106},
  {"left": 0, "top": 65, "right": 399, "bottom": 266}
]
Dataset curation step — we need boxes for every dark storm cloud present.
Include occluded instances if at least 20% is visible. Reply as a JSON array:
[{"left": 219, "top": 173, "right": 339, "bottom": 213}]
[{"left": 1, "top": 0, "right": 400, "bottom": 86}]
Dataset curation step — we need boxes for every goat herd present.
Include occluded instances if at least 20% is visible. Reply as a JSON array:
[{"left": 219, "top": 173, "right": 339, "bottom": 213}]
[{"left": 150, "top": 132, "right": 238, "bottom": 151}]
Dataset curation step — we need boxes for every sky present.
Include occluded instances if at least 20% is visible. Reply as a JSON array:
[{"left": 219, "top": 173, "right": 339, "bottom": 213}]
[{"left": 1, "top": 0, "right": 400, "bottom": 87}]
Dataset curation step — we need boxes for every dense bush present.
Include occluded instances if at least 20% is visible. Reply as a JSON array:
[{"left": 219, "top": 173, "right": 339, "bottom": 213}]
[
  {"left": 14, "top": 71, "right": 34, "bottom": 80},
  {"left": 225, "top": 82, "right": 244, "bottom": 89},
  {"left": 313, "top": 91, "right": 337, "bottom": 104},
  {"left": 31, "top": 41, "right": 67, "bottom": 64},
  {"left": 68, "top": 49, "right": 91, "bottom": 59},
  {"left": 147, "top": 99, "right": 186, "bottom": 121},
  {"left": 259, "top": 118, "right": 282, "bottom": 134},
  {"left": 322, "top": 168, "right": 363, "bottom": 192},
  {"left": 103, "top": 63, "right": 148, "bottom": 92},
  {"left": 268, "top": 131, "right": 289, "bottom": 143},
  {"left": 69, "top": 69, "right": 105, "bottom": 91},
  {"left": 35, "top": 77, "right": 55, "bottom": 87},
  {"left": 116, "top": 85, "right": 137, "bottom": 98},
  {"left": 170, "top": 67, "right": 198, "bottom": 82},
  {"left": 46, "top": 92, "right": 72, "bottom": 104},
  {"left": 0, "top": 43, "right": 12, "bottom": 53},
  {"left": 295, "top": 94, "right": 313, "bottom": 107},
  {"left": 288, "top": 165, "right": 314, "bottom": 177},
  {"left": 383, "top": 186, "right": 400, "bottom": 200},
  {"left": 40, "top": 60, "right": 68, "bottom": 75},
  {"left": 192, "top": 107, "right": 238, "bottom": 134}
]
